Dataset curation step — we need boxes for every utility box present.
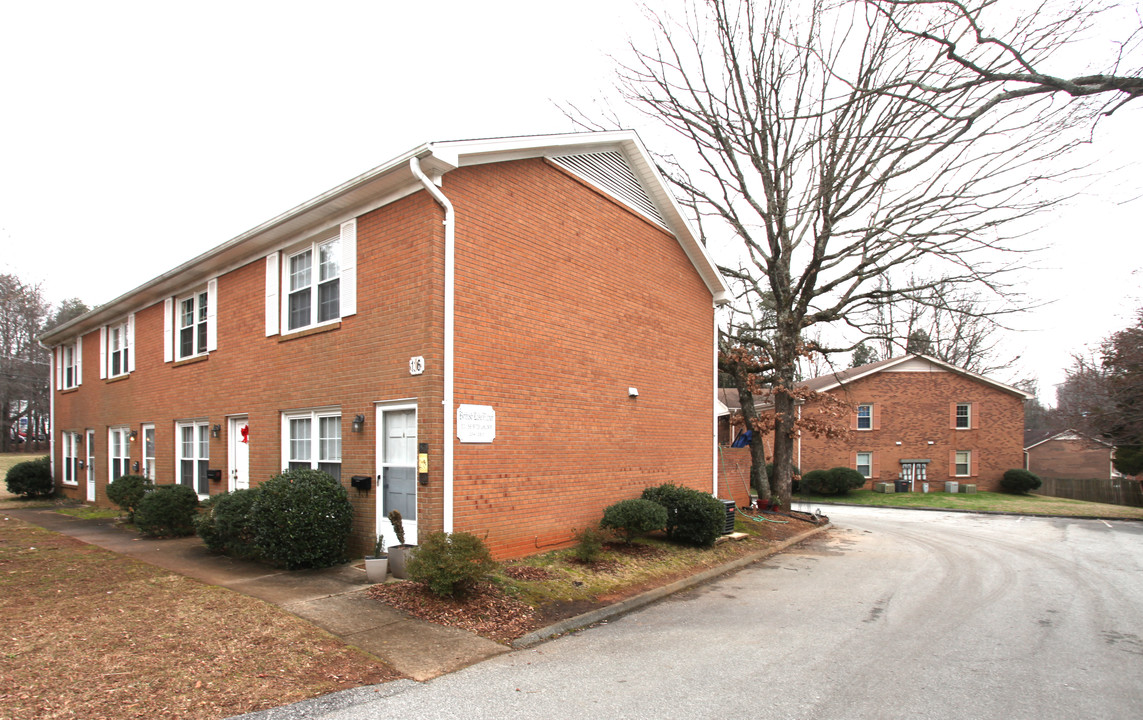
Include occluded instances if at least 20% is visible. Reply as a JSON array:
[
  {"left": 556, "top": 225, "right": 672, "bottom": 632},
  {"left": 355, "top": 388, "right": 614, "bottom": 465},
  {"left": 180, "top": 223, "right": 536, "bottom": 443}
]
[
  {"left": 894, "top": 480, "right": 909, "bottom": 493},
  {"left": 945, "top": 481, "right": 959, "bottom": 494},
  {"left": 958, "top": 484, "right": 978, "bottom": 494}
]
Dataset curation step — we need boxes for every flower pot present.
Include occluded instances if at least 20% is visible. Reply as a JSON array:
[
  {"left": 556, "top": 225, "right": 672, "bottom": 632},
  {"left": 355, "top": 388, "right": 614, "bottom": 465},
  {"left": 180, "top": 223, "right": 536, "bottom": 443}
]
[
  {"left": 364, "top": 556, "right": 389, "bottom": 583},
  {"left": 388, "top": 545, "right": 415, "bottom": 579}
]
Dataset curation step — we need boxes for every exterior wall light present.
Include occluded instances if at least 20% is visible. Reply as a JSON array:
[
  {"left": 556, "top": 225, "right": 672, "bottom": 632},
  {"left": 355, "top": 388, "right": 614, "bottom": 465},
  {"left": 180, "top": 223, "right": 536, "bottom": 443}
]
[
  {"left": 352, "top": 414, "right": 366, "bottom": 433},
  {"left": 211, "top": 424, "right": 221, "bottom": 438}
]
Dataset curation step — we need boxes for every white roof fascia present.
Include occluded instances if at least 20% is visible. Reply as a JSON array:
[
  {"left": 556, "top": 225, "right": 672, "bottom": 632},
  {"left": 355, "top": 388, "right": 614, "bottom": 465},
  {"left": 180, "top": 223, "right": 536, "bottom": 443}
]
[{"left": 1025, "top": 429, "right": 1113, "bottom": 451}]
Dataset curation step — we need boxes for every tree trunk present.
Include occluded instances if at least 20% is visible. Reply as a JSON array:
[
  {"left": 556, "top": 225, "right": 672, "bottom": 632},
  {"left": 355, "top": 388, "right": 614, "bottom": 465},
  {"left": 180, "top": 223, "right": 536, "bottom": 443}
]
[
  {"left": 733, "top": 364, "right": 770, "bottom": 505},
  {"left": 770, "top": 327, "right": 800, "bottom": 511}
]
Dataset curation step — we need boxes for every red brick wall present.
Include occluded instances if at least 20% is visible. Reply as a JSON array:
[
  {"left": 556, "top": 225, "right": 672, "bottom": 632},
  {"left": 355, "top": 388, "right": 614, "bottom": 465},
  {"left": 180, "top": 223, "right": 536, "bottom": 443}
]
[
  {"left": 796, "top": 368, "right": 1025, "bottom": 492},
  {"left": 446, "top": 159, "right": 716, "bottom": 558},
  {"left": 50, "top": 157, "right": 718, "bottom": 560},
  {"left": 1026, "top": 437, "right": 1113, "bottom": 480}
]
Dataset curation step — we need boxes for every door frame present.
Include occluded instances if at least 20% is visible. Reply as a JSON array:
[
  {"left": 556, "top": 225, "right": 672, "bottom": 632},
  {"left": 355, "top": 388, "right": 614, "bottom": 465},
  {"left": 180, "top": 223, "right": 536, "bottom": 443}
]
[
  {"left": 228, "top": 415, "right": 250, "bottom": 492},
  {"left": 85, "top": 429, "right": 96, "bottom": 502},
  {"left": 375, "top": 401, "right": 418, "bottom": 548}
]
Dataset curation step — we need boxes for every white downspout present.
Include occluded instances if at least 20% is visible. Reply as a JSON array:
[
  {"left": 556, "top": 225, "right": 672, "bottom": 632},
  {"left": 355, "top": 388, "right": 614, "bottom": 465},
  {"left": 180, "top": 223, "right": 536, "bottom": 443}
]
[
  {"left": 410, "top": 156, "right": 455, "bottom": 533},
  {"left": 712, "top": 310, "right": 719, "bottom": 497}
]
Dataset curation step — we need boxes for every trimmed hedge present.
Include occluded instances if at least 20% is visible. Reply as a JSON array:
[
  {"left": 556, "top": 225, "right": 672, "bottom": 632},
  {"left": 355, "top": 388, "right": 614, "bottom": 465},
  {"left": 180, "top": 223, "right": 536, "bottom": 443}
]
[
  {"left": 135, "top": 484, "right": 200, "bottom": 537},
  {"left": 5, "top": 456, "right": 52, "bottom": 498},
  {"left": 251, "top": 469, "right": 353, "bottom": 569},
  {"left": 106, "top": 475, "right": 153, "bottom": 521},
  {"left": 801, "top": 467, "right": 867, "bottom": 496},
  {"left": 641, "top": 483, "right": 725, "bottom": 547},
  {"left": 407, "top": 531, "right": 496, "bottom": 598},
  {"left": 600, "top": 498, "right": 667, "bottom": 543},
  {"left": 196, "top": 488, "right": 262, "bottom": 559},
  {"left": 1000, "top": 468, "right": 1043, "bottom": 495}
]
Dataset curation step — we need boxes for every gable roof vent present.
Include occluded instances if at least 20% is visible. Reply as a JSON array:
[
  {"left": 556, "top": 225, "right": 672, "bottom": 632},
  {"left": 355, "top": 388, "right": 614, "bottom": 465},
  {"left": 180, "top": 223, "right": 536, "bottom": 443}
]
[{"left": 551, "top": 150, "right": 668, "bottom": 229}]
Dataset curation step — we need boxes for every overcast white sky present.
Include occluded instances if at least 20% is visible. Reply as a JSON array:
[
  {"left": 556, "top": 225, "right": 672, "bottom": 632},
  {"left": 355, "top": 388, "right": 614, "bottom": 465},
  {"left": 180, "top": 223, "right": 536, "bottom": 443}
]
[{"left": 1, "top": 0, "right": 1139, "bottom": 403}]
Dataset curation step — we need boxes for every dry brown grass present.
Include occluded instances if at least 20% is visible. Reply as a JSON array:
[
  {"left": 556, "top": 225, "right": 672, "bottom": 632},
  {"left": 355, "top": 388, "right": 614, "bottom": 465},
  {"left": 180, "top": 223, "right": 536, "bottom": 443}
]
[{"left": 0, "top": 516, "right": 402, "bottom": 720}]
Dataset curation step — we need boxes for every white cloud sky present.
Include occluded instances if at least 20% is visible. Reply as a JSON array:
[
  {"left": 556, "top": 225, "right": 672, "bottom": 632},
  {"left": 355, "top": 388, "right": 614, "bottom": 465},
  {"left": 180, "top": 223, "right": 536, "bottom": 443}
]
[{"left": 1, "top": 0, "right": 1139, "bottom": 403}]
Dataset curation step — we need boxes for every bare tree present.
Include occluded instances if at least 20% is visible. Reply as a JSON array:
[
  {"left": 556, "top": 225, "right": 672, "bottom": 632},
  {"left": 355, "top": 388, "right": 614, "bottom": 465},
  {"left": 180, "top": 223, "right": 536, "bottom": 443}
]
[
  {"left": 596, "top": 0, "right": 1138, "bottom": 508},
  {"left": 0, "top": 274, "right": 50, "bottom": 453}
]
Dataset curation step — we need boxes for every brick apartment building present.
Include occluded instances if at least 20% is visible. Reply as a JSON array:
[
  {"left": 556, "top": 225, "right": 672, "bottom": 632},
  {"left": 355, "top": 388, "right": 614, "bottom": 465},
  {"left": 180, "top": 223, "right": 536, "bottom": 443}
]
[
  {"left": 1024, "top": 430, "right": 1118, "bottom": 480},
  {"left": 720, "top": 355, "right": 1031, "bottom": 493},
  {"left": 40, "top": 131, "right": 731, "bottom": 559}
]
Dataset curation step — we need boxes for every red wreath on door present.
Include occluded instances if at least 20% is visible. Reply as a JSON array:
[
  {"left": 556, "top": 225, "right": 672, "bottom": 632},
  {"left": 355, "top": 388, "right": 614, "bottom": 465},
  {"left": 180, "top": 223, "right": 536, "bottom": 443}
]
[{"left": 240, "top": 424, "right": 249, "bottom": 443}]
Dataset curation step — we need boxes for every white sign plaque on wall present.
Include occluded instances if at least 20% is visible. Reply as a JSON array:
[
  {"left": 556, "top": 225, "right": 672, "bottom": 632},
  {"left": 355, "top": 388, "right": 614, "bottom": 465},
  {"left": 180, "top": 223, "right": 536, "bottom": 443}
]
[
  {"left": 457, "top": 404, "right": 495, "bottom": 443},
  {"left": 409, "top": 356, "right": 425, "bottom": 375}
]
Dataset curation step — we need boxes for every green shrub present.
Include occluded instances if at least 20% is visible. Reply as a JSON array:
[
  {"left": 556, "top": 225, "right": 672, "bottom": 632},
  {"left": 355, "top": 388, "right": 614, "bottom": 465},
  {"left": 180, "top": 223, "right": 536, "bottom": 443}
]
[
  {"left": 251, "top": 469, "right": 353, "bottom": 569},
  {"left": 135, "top": 484, "right": 200, "bottom": 537},
  {"left": 641, "top": 483, "right": 726, "bottom": 547},
  {"left": 196, "top": 488, "right": 261, "bottom": 559},
  {"left": 106, "top": 475, "right": 153, "bottom": 521},
  {"left": 5, "top": 456, "right": 52, "bottom": 497},
  {"left": 571, "top": 527, "right": 606, "bottom": 563},
  {"left": 407, "top": 531, "right": 496, "bottom": 598},
  {"left": 600, "top": 498, "right": 667, "bottom": 543},
  {"left": 1000, "top": 468, "right": 1042, "bottom": 495},
  {"left": 800, "top": 467, "right": 866, "bottom": 496}
]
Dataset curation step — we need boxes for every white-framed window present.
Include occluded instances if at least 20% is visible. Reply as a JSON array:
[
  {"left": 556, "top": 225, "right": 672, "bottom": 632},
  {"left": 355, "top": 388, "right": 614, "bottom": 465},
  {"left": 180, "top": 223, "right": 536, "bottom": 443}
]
[
  {"left": 109, "top": 427, "right": 131, "bottom": 480},
  {"left": 955, "top": 403, "right": 971, "bottom": 429},
  {"left": 282, "top": 409, "right": 341, "bottom": 481},
  {"left": 141, "top": 424, "right": 156, "bottom": 480},
  {"left": 176, "top": 420, "right": 210, "bottom": 495},
  {"left": 58, "top": 340, "right": 82, "bottom": 390},
  {"left": 287, "top": 236, "right": 340, "bottom": 331},
  {"left": 856, "top": 404, "right": 873, "bottom": 430},
  {"left": 954, "top": 451, "right": 971, "bottom": 477},
  {"left": 164, "top": 279, "right": 218, "bottom": 362},
  {"left": 856, "top": 452, "right": 873, "bottom": 479},
  {"left": 62, "top": 431, "right": 81, "bottom": 485},
  {"left": 100, "top": 315, "right": 134, "bottom": 378},
  {"left": 264, "top": 220, "right": 357, "bottom": 337}
]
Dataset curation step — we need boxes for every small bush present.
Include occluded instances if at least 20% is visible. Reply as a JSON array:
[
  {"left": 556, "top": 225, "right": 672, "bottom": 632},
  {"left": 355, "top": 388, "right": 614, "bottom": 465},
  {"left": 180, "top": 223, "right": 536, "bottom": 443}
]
[
  {"left": 106, "top": 475, "right": 153, "bottom": 521},
  {"left": 196, "top": 488, "right": 261, "bottom": 559},
  {"left": 407, "top": 531, "right": 497, "bottom": 598},
  {"left": 5, "top": 456, "right": 52, "bottom": 498},
  {"left": 251, "top": 469, "right": 353, "bottom": 569},
  {"left": 600, "top": 498, "right": 667, "bottom": 543},
  {"left": 1000, "top": 468, "right": 1042, "bottom": 495},
  {"left": 135, "top": 484, "right": 200, "bottom": 537},
  {"left": 800, "top": 467, "right": 867, "bottom": 496},
  {"left": 571, "top": 527, "right": 606, "bottom": 563},
  {"left": 641, "top": 483, "right": 726, "bottom": 547}
]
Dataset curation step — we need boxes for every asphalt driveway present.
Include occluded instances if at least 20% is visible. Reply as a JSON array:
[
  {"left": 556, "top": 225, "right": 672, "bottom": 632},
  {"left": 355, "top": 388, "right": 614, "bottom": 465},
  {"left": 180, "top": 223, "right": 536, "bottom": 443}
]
[{"left": 240, "top": 505, "right": 1143, "bottom": 720}]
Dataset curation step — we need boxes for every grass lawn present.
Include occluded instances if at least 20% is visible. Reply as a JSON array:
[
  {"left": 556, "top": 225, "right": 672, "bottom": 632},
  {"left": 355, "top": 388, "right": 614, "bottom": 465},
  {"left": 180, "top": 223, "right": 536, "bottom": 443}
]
[
  {"left": 793, "top": 489, "right": 1143, "bottom": 520},
  {"left": 0, "top": 516, "right": 402, "bottom": 720}
]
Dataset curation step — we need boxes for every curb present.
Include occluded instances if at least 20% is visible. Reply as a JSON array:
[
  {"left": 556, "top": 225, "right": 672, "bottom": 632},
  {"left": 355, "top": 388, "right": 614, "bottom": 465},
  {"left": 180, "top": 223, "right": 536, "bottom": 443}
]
[
  {"left": 791, "top": 500, "right": 1143, "bottom": 523},
  {"left": 511, "top": 522, "right": 830, "bottom": 649}
]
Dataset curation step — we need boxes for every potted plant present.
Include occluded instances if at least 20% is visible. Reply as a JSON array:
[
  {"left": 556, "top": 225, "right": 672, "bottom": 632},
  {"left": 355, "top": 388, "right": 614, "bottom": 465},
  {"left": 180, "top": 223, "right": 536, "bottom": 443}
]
[
  {"left": 387, "top": 510, "right": 415, "bottom": 579},
  {"left": 364, "top": 534, "right": 388, "bottom": 583}
]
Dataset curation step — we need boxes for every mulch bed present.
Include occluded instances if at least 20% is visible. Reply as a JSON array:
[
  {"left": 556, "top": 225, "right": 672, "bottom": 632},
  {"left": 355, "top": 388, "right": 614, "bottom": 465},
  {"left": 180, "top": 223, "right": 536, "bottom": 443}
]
[{"left": 366, "top": 581, "right": 539, "bottom": 645}]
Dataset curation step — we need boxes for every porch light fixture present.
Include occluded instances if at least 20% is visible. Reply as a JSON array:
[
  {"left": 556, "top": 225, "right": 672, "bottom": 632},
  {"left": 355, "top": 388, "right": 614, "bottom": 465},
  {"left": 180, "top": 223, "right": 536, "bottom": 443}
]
[
  {"left": 129, "top": 429, "right": 138, "bottom": 441},
  {"left": 211, "top": 424, "right": 221, "bottom": 438},
  {"left": 352, "top": 414, "right": 366, "bottom": 433}
]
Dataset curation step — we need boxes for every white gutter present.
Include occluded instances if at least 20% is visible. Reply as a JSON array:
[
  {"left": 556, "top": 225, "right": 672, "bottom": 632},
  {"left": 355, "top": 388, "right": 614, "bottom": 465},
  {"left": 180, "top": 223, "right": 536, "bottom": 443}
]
[{"left": 410, "top": 156, "right": 455, "bottom": 533}]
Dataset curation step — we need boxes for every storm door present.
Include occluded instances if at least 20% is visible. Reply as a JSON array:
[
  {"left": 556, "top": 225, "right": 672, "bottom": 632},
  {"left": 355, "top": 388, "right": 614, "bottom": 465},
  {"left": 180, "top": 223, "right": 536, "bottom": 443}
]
[{"left": 376, "top": 405, "right": 417, "bottom": 547}]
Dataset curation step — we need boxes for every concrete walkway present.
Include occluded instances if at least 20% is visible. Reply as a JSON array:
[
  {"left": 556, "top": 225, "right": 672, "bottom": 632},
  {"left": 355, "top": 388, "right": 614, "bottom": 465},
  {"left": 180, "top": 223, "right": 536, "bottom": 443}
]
[{"left": 2, "top": 507, "right": 507, "bottom": 681}]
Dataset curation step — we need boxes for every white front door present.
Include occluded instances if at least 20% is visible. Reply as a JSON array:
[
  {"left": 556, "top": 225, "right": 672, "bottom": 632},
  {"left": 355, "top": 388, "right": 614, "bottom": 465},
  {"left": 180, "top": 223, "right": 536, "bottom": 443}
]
[
  {"left": 376, "top": 405, "right": 417, "bottom": 547},
  {"left": 228, "top": 416, "right": 250, "bottom": 492},
  {"left": 85, "top": 429, "right": 96, "bottom": 502}
]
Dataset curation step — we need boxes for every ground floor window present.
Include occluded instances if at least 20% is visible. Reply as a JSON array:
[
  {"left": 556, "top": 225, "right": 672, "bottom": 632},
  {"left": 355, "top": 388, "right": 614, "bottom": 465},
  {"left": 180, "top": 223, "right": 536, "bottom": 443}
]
[
  {"left": 283, "top": 409, "right": 341, "bottom": 481},
  {"left": 856, "top": 452, "right": 872, "bottom": 478},
  {"left": 954, "top": 451, "right": 971, "bottom": 477},
  {"left": 62, "top": 432, "right": 81, "bottom": 485},
  {"left": 109, "top": 427, "right": 130, "bottom": 481},
  {"left": 177, "top": 421, "right": 210, "bottom": 494}
]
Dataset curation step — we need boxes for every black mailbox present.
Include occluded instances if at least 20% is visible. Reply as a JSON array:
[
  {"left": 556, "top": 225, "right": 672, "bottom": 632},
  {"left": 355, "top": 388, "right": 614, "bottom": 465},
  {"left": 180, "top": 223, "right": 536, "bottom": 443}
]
[
  {"left": 206, "top": 469, "right": 222, "bottom": 482},
  {"left": 350, "top": 475, "right": 372, "bottom": 491}
]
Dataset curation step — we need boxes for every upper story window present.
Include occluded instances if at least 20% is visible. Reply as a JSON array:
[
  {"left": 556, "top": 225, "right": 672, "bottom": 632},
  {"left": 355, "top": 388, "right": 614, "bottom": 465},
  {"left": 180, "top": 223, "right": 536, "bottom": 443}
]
[
  {"left": 856, "top": 404, "right": 873, "bottom": 430},
  {"left": 288, "top": 238, "right": 340, "bottom": 331},
  {"left": 164, "top": 279, "right": 217, "bottom": 363},
  {"left": 264, "top": 220, "right": 357, "bottom": 337},
  {"left": 955, "top": 402, "right": 971, "bottom": 429},
  {"left": 57, "top": 339, "right": 82, "bottom": 390},
  {"left": 100, "top": 316, "right": 134, "bottom": 379}
]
